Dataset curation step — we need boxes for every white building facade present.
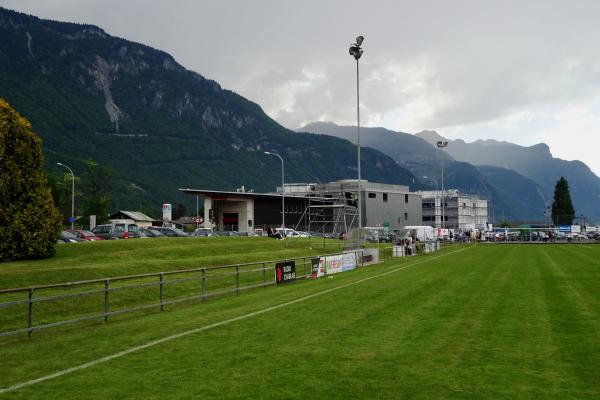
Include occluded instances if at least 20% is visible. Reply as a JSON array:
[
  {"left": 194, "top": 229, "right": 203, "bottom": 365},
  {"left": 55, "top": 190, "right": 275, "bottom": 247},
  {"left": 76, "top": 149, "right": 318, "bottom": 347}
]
[{"left": 419, "top": 190, "right": 488, "bottom": 231}]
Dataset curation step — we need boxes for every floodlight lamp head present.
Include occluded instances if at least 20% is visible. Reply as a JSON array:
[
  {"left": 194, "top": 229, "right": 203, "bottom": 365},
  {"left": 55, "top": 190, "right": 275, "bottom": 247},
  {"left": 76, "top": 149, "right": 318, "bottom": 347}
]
[
  {"left": 356, "top": 35, "right": 364, "bottom": 46},
  {"left": 436, "top": 141, "right": 448, "bottom": 148},
  {"left": 264, "top": 151, "right": 271, "bottom": 155},
  {"left": 349, "top": 45, "right": 363, "bottom": 60}
]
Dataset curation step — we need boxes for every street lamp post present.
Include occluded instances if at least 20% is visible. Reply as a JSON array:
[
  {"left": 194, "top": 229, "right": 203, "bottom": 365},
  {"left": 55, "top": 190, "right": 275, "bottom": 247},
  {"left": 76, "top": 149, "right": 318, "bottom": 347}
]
[
  {"left": 349, "top": 35, "right": 364, "bottom": 236},
  {"left": 57, "top": 162, "right": 75, "bottom": 230},
  {"left": 423, "top": 176, "right": 440, "bottom": 228},
  {"left": 436, "top": 141, "right": 448, "bottom": 229},
  {"left": 264, "top": 151, "right": 285, "bottom": 236}
]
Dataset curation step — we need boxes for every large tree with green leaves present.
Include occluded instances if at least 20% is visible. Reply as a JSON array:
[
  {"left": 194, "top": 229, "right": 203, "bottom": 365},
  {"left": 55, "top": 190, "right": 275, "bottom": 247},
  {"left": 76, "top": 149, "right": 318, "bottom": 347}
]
[
  {"left": 0, "top": 99, "right": 61, "bottom": 261},
  {"left": 81, "top": 159, "right": 111, "bottom": 225},
  {"left": 551, "top": 176, "right": 575, "bottom": 225}
]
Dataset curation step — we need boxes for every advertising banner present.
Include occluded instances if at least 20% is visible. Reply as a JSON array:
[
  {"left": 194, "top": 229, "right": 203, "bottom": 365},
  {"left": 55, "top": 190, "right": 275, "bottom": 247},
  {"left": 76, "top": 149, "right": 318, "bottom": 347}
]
[
  {"left": 558, "top": 225, "right": 571, "bottom": 233},
  {"left": 275, "top": 261, "right": 296, "bottom": 284},
  {"left": 312, "top": 252, "right": 357, "bottom": 277},
  {"left": 311, "top": 257, "right": 323, "bottom": 279}
]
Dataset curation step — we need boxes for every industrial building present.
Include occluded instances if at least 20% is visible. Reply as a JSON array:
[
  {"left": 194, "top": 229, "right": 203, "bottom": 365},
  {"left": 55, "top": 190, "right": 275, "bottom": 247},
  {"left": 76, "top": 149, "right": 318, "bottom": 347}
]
[
  {"left": 180, "top": 180, "right": 422, "bottom": 234},
  {"left": 419, "top": 190, "right": 488, "bottom": 231}
]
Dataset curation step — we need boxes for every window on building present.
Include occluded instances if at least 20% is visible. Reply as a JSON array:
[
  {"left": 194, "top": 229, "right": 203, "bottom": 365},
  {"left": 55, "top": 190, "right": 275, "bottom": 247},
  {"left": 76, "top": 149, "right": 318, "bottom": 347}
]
[
  {"left": 368, "top": 192, "right": 376, "bottom": 199},
  {"left": 398, "top": 217, "right": 402, "bottom": 223},
  {"left": 405, "top": 194, "right": 409, "bottom": 203},
  {"left": 383, "top": 193, "right": 388, "bottom": 202},
  {"left": 404, "top": 212, "right": 408, "bottom": 220}
]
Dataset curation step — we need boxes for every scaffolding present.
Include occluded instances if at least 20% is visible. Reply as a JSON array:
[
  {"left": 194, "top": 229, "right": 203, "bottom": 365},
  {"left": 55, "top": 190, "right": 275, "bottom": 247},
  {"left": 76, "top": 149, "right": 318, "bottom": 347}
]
[{"left": 306, "top": 188, "right": 358, "bottom": 238}]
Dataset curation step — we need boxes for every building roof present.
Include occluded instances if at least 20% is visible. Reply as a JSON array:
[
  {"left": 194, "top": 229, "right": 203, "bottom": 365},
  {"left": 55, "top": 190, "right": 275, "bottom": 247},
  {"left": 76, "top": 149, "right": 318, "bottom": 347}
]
[
  {"left": 179, "top": 188, "right": 329, "bottom": 202},
  {"left": 109, "top": 210, "right": 155, "bottom": 222}
]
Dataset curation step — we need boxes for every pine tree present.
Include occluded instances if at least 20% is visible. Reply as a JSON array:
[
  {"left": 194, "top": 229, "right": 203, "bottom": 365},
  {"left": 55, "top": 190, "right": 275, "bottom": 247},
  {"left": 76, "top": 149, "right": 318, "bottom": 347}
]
[
  {"left": 551, "top": 176, "right": 575, "bottom": 225},
  {"left": 0, "top": 99, "right": 61, "bottom": 261}
]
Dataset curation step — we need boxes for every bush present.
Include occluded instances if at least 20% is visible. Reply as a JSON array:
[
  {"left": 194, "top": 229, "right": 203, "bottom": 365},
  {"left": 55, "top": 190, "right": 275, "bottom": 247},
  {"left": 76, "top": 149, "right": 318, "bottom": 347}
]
[{"left": 0, "top": 99, "right": 61, "bottom": 261}]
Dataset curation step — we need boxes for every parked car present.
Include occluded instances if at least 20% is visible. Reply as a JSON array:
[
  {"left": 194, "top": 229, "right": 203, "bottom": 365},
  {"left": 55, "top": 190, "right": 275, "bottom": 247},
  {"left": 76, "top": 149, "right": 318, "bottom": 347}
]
[
  {"left": 275, "top": 228, "right": 309, "bottom": 238},
  {"left": 91, "top": 223, "right": 141, "bottom": 239},
  {"left": 236, "top": 231, "right": 258, "bottom": 237},
  {"left": 139, "top": 227, "right": 165, "bottom": 238},
  {"left": 59, "top": 230, "right": 85, "bottom": 243},
  {"left": 67, "top": 229, "right": 104, "bottom": 241},
  {"left": 215, "top": 231, "right": 239, "bottom": 237},
  {"left": 193, "top": 228, "right": 218, "bottom": 237},
  {"left": 150, "top": 226, "right": 189, "bottom": 237}
]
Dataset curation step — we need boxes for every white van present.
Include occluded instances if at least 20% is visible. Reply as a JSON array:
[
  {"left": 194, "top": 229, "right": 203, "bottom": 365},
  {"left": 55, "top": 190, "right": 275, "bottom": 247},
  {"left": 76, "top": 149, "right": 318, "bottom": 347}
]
[{"left": 403, "top": 225, "right": 436, "bottom": 241}]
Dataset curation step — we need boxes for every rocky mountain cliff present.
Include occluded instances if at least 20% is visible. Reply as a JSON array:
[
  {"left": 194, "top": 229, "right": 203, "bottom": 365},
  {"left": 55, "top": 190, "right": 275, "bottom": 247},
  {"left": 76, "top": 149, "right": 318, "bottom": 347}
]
[{"left": 0, "top": 7, "right": 415, "bottom": 213}]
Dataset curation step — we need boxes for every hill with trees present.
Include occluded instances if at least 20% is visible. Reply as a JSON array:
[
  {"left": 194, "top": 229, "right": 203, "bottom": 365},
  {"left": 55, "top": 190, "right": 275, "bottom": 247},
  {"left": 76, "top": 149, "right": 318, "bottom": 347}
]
[{"left": 0, "top": 7, "right": 416, "bottom": 218}]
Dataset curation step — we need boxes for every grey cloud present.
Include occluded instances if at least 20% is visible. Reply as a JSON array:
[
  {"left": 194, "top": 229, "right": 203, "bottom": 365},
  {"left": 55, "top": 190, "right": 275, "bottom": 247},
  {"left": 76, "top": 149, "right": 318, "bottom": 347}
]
[{"left": 3, "top": 0, "right": 600, "bottom": 132}]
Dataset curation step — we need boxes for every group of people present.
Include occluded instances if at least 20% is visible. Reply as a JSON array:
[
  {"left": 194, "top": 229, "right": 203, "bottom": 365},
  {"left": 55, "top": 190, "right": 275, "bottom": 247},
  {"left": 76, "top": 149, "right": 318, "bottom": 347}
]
[{"left": 266, "top": 226, "right": 283, "bottom": 240}]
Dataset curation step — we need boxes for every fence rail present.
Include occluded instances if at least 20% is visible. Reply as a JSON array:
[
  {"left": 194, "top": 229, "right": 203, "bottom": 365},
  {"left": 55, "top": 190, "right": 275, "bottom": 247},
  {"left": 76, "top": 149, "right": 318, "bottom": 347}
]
[{"left": 0, "top": 252, "right": 351, "bottom": 338}]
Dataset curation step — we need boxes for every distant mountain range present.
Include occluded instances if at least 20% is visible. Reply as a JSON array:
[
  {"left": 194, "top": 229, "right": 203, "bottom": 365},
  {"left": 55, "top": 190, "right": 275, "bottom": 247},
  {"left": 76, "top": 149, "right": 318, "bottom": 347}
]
[
  {"left": 416, "top": 130, "right": 600, "bottom": 220},
  {"left": 0, "top": 7, "right": 415, "bottom": 214},
  {"left": 300, "top": 121, "right": 600, "bottom": 222},
  {"left": 3, "top": 6, "right": 596, "bottom": 223}
]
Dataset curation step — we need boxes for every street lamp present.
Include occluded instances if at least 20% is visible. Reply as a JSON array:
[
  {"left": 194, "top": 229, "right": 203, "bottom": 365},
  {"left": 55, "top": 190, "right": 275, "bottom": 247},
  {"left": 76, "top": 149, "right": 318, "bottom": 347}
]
[
  {"left": 264, "top": 151, "right": 285, "bottom": 236},
  {"left": 423, "top": 176, "right": 440, "bottom": 228},
  {"left": 349, "top": 35, "right": 364, "bottom": 235},
  {"left": 57, "top": 162, "right": 75, "bottom": 230},
  {"left": 436, "top": 141, "right": 448, "bottom": 229}
]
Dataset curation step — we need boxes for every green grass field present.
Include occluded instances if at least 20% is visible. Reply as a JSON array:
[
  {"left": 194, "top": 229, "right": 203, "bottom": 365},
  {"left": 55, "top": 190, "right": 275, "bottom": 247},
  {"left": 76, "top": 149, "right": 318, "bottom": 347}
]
[{"left": 1, "top": 243, "right": 599, "bottom": 399}]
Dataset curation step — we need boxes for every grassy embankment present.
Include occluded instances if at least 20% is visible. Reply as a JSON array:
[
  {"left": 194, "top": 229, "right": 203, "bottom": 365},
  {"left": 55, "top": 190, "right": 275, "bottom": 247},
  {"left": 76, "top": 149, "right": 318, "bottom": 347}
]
[
  {"left": 0, "top": 237, "right": 352, "bottom": 334},
  {"left": 1, "top": 244, "right": 598, "bottom": 399}
]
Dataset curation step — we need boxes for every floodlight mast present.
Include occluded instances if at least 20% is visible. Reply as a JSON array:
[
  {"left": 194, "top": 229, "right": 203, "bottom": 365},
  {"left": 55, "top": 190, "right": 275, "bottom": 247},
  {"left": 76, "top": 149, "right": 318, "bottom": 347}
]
[
  {"left": 349, "top": 35, "right": 364, "bottom": 239},
  {"left": 436, "top": 141, "right": 448, "bottom": 229}
]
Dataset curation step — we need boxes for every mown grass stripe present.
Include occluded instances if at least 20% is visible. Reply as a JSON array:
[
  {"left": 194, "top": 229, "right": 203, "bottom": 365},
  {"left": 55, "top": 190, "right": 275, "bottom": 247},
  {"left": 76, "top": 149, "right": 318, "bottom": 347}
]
[{"left": 0, "top": 247, "right": 470, "bottom": 394}]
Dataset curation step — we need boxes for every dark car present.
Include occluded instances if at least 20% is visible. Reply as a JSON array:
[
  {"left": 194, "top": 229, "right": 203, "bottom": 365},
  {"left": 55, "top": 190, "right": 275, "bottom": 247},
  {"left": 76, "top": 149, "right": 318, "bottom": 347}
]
[
  {"left": 91, "top": 223, "right": 141, "bottom": 239},
  {"left": 67, "top": 229, "right": 104, "bottom": 241},
  {"left": 139, "top": 227, "right": 165, "bottom": 238},
  {"left": 150, "top": 226, "right": 189, "bottom": 237},
  {"left": 59, "top": 230, "right": 85, "bottom": 243}
]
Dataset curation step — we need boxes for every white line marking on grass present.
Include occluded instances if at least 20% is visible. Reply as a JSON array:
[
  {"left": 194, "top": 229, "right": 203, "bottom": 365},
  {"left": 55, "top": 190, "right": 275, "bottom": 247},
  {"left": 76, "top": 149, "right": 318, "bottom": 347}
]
[{"left": 0, "top": 247, "right": 469, "bottom": 394}]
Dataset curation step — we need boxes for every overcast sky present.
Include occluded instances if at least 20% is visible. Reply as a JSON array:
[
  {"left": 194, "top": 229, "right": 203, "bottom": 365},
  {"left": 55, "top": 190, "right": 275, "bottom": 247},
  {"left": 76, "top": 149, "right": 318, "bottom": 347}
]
[{"left": 3, "top": 0, "right": 600, "bottom": 175}]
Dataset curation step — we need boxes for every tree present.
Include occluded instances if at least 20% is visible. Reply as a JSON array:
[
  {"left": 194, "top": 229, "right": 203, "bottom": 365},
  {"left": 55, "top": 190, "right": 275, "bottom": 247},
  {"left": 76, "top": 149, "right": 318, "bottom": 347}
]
[
  {"left": 81, "top": 160, "right": 111, "bottom": 224},
  {"left": 0, "top": 99, "right": 61, "bottom": 261},
  {"left": 551, "top": 176, "right": 575, "bottom": 225},
  {"left": 173, "top": 203, "right": 188, "bottom": 220}
]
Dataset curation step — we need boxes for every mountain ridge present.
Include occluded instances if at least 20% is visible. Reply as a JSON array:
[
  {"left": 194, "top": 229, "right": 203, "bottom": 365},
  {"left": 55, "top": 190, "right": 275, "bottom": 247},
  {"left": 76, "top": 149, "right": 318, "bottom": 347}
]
[
  {"left": 0, "top": 7, "right": 417, "bottom": 215},
  {"left": 415, "top": 130, "right": 600, "bottom": 219},
  {"left": 299, "top": 122, "right": 554, "bottom": 221}
]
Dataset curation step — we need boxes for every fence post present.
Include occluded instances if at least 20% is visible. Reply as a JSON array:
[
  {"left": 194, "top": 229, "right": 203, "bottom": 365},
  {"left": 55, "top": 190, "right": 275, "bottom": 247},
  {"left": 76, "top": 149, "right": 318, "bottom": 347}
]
[
  {"left": 201, "top": 268, "right": 206, "bottom": 302},
  {"left": 27, "top": 288, "right": 34, "bottom": 337},
  {"left": 236, "top": 265, "right": 240, "bottom": 294},
  {"left": 104, "top": 279, "right": 109, "bottom": 322},
  {"left": 159, "top": 273, "right": 164, "bottom": 311},
  {"left": 262, "top": 262, "right": 266, "bottom": 287},
  {"left": 303, "top": 257, "right": 306, "bottom": 277}
]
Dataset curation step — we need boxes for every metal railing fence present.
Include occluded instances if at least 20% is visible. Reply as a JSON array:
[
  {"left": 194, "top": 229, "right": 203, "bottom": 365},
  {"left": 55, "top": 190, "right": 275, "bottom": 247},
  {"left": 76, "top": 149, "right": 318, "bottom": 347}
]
[{"left": 0, "top": 252, "right": 351, "bottom": 338}]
